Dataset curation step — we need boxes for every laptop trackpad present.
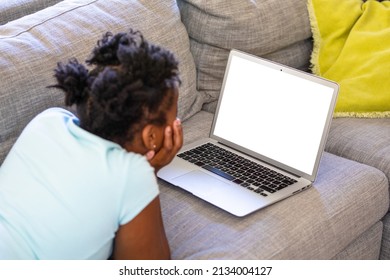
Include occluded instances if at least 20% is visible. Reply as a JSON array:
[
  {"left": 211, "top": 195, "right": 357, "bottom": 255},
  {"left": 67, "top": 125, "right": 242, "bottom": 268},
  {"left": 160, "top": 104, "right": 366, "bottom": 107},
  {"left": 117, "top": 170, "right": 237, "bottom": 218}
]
[
  {"left": 170, "top": 170, "right": 267, "bottom": 217},
  {"left": 171, "top": 170, "right": 227, "bottom": 196}
]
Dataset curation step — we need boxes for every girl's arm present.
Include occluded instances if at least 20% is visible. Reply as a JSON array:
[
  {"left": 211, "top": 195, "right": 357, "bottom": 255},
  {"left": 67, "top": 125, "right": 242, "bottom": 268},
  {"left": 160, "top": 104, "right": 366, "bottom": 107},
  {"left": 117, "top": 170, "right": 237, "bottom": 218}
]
[{"left": 111, "top": 196, "right": 170, "bottom": 260}]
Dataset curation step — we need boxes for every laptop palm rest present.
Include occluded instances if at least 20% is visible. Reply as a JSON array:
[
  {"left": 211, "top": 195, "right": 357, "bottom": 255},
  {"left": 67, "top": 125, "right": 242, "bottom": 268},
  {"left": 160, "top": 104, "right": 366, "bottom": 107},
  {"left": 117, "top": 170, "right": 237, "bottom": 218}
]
[{"left": 171, "top": 170, "right": 267, "bottom": 216}]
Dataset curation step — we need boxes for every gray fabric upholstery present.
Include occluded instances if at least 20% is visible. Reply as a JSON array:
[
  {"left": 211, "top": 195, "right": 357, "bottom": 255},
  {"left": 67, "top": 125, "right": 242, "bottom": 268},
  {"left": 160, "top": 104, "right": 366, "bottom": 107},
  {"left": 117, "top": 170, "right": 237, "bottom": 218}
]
[
  {"left": 380, "top": 213, "right": 390, "bottom": 259},
  {"left": 332, "top": 222, "right": 383, "bottom": 260},
  {"left": 326, "top": 118, "right": 390, "bottom": 183},
  {"left": 0, "top": 0, "right": 202, "bottom": 164},
  {"left": 0, "top": 0, "right": 62, "bottom": 25},
  {"left": 160, "top": 111, "right": 389, "bottom": 259},
  {"left": 177, "top": 0, "right": 313, "bottom": 110}
]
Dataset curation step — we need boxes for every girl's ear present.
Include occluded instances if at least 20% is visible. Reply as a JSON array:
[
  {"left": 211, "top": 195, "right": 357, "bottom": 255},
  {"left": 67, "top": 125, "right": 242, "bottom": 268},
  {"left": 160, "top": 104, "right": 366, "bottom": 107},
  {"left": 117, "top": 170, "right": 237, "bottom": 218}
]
[{"left": 141, "top": 124, "right": 157, "bottom": 150}]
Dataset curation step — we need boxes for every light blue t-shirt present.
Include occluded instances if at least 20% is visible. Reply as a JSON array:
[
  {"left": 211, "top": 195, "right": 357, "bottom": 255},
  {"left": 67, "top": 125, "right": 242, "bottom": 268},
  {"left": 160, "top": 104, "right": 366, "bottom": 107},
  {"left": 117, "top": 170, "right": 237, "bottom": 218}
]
[{"left": 0, "top": 108, "right": 159, "bottom": 259}]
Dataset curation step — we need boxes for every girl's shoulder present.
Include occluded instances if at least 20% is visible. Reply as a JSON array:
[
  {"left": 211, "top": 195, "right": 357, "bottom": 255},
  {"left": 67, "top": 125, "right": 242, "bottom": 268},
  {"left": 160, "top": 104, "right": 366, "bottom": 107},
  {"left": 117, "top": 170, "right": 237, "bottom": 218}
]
[{"left": 36, "top": 107, "right": 76, "bottom": 120}]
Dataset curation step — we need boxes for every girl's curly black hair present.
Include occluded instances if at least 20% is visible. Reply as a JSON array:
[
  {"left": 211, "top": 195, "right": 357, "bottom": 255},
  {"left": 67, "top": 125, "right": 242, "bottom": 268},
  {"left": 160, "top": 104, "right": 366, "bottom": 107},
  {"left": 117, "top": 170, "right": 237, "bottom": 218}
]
[{"left": 51, "top": 29, "right": 180, "bottom": 145}]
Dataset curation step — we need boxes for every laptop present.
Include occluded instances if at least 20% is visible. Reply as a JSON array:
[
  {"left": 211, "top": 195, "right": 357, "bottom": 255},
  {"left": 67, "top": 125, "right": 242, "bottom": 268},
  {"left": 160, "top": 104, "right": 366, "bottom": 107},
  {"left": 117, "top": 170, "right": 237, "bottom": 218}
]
[{"left": 158, "top": 49, "right": 339, "bottom": 217}]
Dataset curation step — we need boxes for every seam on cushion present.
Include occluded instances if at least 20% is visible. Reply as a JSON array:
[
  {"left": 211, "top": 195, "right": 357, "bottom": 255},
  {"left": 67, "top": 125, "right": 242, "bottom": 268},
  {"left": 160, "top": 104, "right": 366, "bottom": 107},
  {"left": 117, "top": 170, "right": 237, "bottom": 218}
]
[{"left": 0, "top": 0, "right": 99, "bottom": 40}]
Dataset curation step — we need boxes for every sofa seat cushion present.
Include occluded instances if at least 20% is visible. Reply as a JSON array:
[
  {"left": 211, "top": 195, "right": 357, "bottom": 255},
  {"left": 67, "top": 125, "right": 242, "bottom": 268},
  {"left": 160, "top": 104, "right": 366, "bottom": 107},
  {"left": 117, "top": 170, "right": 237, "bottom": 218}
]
[
  {"left": 0, "top": 0, "right": 62, "bottom": 25},
  {"left": 0, "top": 0, "right": 202, "bottom": 164},
  {"left": 160, "top": 110, "right": 389, "bottom": 259},
  {"left": 326, "top": 118, "right": 390, "bottom": 186},
  {"left": 177, "top": 0, "right": 313, "bottom": 111}
]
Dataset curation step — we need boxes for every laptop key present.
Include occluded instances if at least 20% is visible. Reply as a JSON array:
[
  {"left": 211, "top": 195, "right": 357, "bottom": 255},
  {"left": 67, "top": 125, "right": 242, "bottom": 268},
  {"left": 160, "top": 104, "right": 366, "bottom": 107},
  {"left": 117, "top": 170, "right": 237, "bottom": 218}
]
[
  {"left": 233, "top": 178, "right": 244, "bottom": 184},
  {"left": 202, "top": 165, "right": 235, "bottom": 181},
  {"left": 260, "top": 185, "right": 276, "bottom": 193},
  {"left": 282, "top": 179, "right": 296, "bottom": 185}
]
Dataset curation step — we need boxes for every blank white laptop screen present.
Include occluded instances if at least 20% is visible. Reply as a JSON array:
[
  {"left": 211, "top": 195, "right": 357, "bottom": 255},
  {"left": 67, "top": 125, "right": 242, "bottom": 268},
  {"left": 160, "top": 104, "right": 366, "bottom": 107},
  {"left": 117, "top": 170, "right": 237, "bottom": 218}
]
[{"left": 212, "top": 54, "right": 334, "bottom": 177}]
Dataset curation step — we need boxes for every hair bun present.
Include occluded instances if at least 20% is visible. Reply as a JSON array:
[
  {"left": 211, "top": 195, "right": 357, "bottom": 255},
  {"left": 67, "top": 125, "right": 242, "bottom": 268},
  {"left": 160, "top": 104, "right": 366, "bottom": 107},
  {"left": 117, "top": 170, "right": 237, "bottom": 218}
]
[{"left": 53, "top": 58, "right": 89, "bottom": 106}]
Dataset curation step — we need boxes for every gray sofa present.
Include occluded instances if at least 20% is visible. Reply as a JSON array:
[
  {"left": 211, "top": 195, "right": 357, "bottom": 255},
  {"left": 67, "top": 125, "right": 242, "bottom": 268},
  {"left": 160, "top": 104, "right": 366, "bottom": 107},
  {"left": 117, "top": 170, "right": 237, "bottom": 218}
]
[{"left": 1, "top": 0, "right": 389, "bottom": 259}]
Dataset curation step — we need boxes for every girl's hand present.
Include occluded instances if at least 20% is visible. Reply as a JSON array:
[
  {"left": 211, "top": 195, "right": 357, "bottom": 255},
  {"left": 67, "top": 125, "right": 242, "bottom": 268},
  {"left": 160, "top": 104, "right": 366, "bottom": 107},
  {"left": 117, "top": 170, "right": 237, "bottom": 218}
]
[{"left": 146, "top": 119, "right": 183, "bottom": 173}]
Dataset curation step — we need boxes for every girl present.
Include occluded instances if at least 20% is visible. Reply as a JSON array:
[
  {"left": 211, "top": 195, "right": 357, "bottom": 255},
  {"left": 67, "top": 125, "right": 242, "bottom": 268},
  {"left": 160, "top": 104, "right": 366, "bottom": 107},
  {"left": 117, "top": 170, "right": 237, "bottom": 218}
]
[{"left": 0, "top": 29, "right": 183, "bottom": 259}]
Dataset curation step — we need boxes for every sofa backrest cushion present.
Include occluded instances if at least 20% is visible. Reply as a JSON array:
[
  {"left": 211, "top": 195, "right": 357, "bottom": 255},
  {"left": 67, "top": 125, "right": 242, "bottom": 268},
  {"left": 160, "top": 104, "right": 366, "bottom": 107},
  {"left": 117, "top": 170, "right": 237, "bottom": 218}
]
[
  {"left": 0, "top": 0, "right": 201, "bottom": 164},
  {"left": 178, "top": 0, "right": 313, "bottom": 111},
  {"left": 0, "top": 0, "right": 62, "bottom": 25}
]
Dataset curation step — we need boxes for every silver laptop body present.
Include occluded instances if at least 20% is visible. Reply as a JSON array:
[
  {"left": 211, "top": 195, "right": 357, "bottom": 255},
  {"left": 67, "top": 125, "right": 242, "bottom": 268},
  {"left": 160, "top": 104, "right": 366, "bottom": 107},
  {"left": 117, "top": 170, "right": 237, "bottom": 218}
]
[{"left": 158, "top": 49, "right": 339, "bottom": 217}]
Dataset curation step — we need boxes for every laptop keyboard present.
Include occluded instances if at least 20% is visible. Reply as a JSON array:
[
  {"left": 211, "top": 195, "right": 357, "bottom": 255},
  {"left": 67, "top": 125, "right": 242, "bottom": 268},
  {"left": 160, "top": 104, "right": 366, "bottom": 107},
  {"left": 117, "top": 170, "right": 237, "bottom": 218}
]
[{"left": 177, "top": 143, "right": 297, "bottom": 196}]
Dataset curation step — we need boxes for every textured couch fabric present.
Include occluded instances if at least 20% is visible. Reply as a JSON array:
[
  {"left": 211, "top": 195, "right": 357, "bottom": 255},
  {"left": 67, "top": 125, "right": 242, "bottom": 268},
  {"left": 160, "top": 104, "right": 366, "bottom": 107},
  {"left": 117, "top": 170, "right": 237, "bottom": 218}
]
[
  {"left": 326, "top": 117, "right": 390, "bottom": 259},
  {"left": 380, "top": 214, "right": 390, "bottom": 259},
  {"left": 177, "top": 0, "right": 313, "bottom": 112},
  {"left": 0, "top": 0, "right": 62, "bottom": 25},
  {"left": 1, "top": 0, "right": 389, "bottom": 259},
  {"left": 326, "top": 118, "right": 390, "bottom": 182}
]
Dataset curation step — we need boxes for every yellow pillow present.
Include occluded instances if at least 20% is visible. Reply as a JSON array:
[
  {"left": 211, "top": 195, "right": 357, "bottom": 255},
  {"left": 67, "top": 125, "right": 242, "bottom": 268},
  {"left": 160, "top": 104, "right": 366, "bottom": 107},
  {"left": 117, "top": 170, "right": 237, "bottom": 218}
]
[{"left": 308, "top": 0, "right": 390, "bottom": 117}]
